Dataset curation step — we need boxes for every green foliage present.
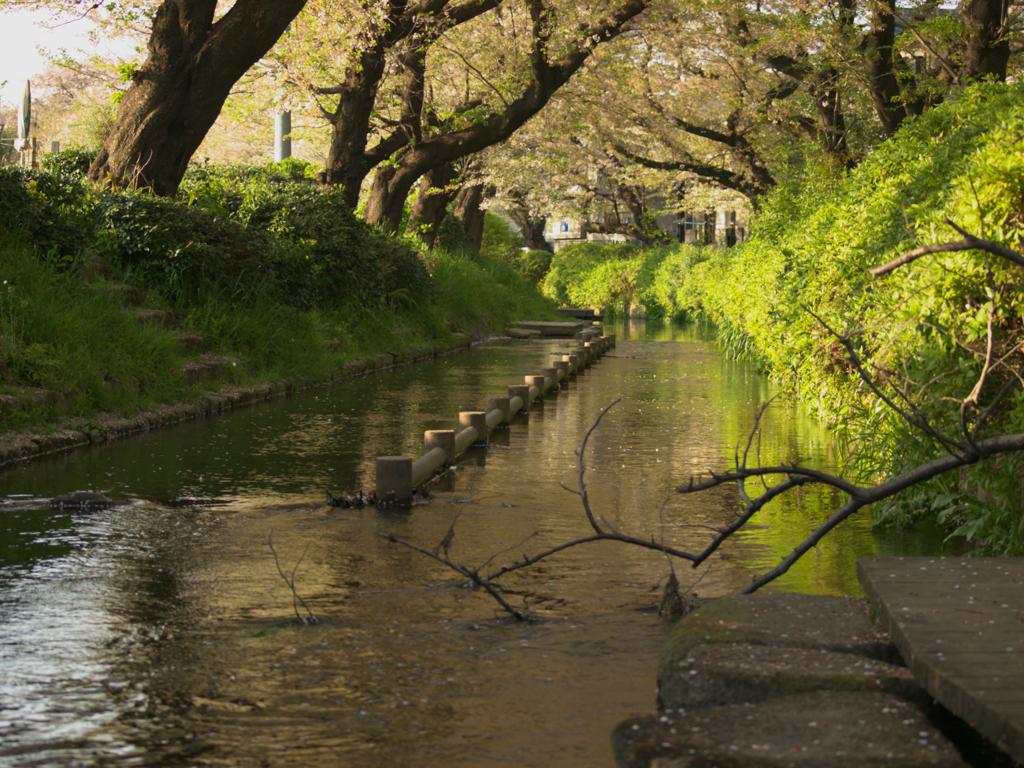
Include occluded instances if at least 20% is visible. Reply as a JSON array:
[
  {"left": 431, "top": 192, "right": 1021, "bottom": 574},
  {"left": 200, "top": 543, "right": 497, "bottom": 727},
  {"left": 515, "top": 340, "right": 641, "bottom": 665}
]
[
  {"left": 0, "top": 232, "right": 183, "bottom": 420},
  {"left": 95, "top": 191, "right": 316, "bottom": 309},
  {"left": 0, "top": 160, "right": 561, "bottom": 431},
  {"left": 0, "top": 166, "right": 94, "bottom": 257},
  {"left": 479, "top": 212, "right": 523, "bottom": 263},
  {"left": 111, "top": 61, "right": 140, "bottom": 106},
  {"left": 40, "top": 147, "right": 98, "bottom": 177},
  {"left": 515, "top": 248, "right": 553, "bottom": 286},
  {"left": 175, "top": 162, "right": 433, "bottom": 309},
  {"left": 426, "top": 246, "right": 561, "bottom": 337},
  {"left": 435, "top": 211, "right": 470, "bottom": 254},
  {"left": 540, "top": 241, "right": 714, "bottom": 320},
  {"left": 690, "top": 79, "right": 1024, "bottom": 553}
]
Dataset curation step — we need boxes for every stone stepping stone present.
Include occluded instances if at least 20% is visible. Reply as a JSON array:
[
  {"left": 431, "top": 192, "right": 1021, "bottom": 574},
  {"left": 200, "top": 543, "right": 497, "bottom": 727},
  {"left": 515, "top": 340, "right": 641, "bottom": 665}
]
[
  {"left": 660, "top": 593, "right": 899, "bottom": 674},
  {"left": 176, "top": 334, "right": 207, "bottom": 356},
  {"left": 662, "top": 642, "right": 924, "bottom": 710},
  {"left": 508, "top": 327, "right": 542, "bottom": 339},
  {"left": 137, "top": 308, "right": 176, "bottom": 328},
  {"left": 612, "top": 690, "right": 968, "bottom": 768}
]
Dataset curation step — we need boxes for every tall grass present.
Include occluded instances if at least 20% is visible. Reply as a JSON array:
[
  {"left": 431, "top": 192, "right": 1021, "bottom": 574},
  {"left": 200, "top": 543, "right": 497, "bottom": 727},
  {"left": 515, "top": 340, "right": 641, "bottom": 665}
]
[
  {"left": 427, "top": 245, "right": 562, "bottom": 336},
  {"left": 0, "top": 232, "right": 184, "bottom": 421}
]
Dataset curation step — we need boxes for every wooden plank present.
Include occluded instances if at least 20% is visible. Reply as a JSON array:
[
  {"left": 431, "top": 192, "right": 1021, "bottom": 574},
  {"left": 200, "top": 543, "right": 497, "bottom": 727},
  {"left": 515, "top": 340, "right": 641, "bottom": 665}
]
[{"left": 858, "top": 557, "right": 1024, "bottom": 764}]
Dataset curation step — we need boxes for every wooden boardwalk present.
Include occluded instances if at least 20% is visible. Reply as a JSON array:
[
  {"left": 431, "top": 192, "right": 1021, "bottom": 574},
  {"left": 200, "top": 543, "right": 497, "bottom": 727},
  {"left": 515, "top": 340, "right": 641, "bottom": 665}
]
[{"left": 858, "top": 557, "right": 1024, "bottom": 764}]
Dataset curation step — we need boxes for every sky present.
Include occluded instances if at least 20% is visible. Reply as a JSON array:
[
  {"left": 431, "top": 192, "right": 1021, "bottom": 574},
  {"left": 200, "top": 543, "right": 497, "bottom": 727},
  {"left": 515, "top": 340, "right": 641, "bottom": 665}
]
[{"left": 0, "top": 7, "right": 125, "bottom": 107}]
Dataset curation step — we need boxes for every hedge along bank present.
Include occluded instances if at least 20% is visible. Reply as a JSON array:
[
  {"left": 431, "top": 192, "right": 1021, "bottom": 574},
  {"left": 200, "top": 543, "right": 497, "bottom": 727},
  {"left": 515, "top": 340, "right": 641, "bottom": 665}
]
[
  {"left": 0, "top": 159, "right": 564, "bottom": 463},
  {"left": 539, "top": 241, "right": 718, "bottom": 322},
  {"left": 698, "top": 79, "right": 1024, "bottom": 553},
  {"left": 523, "top": 81, "right": 1024, "bottom": 553}
]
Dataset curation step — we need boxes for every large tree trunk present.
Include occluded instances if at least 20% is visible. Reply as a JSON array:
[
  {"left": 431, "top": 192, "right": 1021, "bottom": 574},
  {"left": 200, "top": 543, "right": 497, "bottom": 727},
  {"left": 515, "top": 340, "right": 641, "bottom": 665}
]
[
  {"left": 88, "top": 0, "right": 306, "bottom": 195},
  {"left": 806, "top": 65, "right": 854, "bottom": 169},
  {"left": 407, "top": 163, "right": 461, "bottom": 248},
  {"left": 318, "top": 48, "right": 391, "bottom": 211},
  {"left": 316, "top": 0, "right": 501, "bottom": 210},
  {"left": 960, "top": 0, "right": 1011, "bottom": 82},
  {"left": 862, "top": 0, "right": 908, "bottom": 137},
  {"left": 501, "top": 191, "right": 549, "bottom": 251},
  {"left": 507, "top": 212, "right": 550, "bottom": 251}
]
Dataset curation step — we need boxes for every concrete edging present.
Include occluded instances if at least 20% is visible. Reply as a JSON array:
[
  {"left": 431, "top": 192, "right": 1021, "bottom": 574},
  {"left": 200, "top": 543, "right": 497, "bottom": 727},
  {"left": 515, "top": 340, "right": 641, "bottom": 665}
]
[
  {"left": 375, "top": 332, "right": 617, "bottom": 502},
  {"left": 0, "top": 334, "right": 477, "bottom": 473}
]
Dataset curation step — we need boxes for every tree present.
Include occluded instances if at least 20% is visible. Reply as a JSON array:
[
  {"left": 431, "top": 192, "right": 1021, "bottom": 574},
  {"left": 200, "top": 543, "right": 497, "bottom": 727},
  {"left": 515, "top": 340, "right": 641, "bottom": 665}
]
[
  {"left": 523, "top": 0, "right": 1023, "bottom": 216},
  {"left": 299, "top": 0, "right": 503, "bottom": 210},
  {"left": 452, "top": 181, "right": 491, "bottom": 250},
  {"left": 361, "top": 0, "right": 651, "bottom": 232},
  {"left": 83, "top": 0, "right": 308, "bottom": 194}
]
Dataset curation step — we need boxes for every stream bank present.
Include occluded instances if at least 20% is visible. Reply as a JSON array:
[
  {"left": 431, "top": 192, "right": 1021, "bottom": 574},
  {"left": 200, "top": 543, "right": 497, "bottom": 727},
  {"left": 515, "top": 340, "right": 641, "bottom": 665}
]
[{"left": 0, "top": 333, "right": 475, "bottom": 471}]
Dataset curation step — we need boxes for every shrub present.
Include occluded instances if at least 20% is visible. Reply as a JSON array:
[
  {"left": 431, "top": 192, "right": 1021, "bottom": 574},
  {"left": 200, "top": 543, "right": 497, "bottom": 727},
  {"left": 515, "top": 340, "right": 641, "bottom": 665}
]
[
  {"left": 540, "top": 241, "right": 713, "bottom": 319},
  {"left": 699, "top": 79, "right": 1024, "bottom": 550},
  {"left": 480, "top": 212, "right": 523, "bottom": 263},
  {"left": 40, "top": 147, "right": 97, "bottom": 177},
  {"left": 515, "top": 249, "right": 553, "bottom": 286},
  {"left": 95, "top": 191, "right": 315, "bottom": 308},
  {"left": 0, "top": 166, "right": 94, "bottom": 258},
  {"left": 178, "top": 162, "right": 433, "bottom": 309}
]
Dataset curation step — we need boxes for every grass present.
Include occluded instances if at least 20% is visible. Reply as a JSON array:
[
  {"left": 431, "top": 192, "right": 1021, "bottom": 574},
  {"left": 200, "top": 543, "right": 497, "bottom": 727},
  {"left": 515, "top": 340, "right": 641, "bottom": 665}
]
[
  {"left": 0, "top": 228, "right": 562, "bottom": 433},
  {"left": 0, "top": 232, "right": 185, "bottom": 425}
]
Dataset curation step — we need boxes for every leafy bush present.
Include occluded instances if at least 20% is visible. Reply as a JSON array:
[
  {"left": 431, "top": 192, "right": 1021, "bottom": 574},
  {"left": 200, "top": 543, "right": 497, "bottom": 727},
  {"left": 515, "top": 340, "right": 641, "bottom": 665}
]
[
  {"left": 540, "top": 241, "right": 714, "bottom": 320},
  {"left": 40, "top": 147, "right": 97, "bottom": 177},
  {"left": 428, "top": 248, "right": 561, "bottom": 336},
  {"left": 435, "top": 211, "right": 471, "bottom": 254},
  {"left": 697, "top": 79, "right": 1024, "bottom": 551},
  {"left": 515, "top": 249, "right": 553, "bottom": 285},
  {"left": 0, "top": 166, "right": 94, "bottom": 257},
  {"left": 480, "top": 212, "right": 523, "bottom": 263},
  {"left": 178, "top": 162, "right": 432, "bottom": 308},
  {"left": 0, "top": 231, "right": 183, "bottom": 417},
  {"left": 95, "top": 191, "right": 316, "bottom": 308}
]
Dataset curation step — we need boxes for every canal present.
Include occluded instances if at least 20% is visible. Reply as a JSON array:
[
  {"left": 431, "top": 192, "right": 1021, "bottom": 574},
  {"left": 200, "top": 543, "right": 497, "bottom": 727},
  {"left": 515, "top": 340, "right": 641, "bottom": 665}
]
[{"left": 0, "top": 321, "right": 949, "bottom": 767}]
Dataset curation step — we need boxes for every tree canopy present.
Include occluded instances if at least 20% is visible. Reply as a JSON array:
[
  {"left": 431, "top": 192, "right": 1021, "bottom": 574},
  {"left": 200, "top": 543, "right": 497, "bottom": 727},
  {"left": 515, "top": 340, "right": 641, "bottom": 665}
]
[{"left": 5, "top": 0, "right": 1022, "bottom": 231}]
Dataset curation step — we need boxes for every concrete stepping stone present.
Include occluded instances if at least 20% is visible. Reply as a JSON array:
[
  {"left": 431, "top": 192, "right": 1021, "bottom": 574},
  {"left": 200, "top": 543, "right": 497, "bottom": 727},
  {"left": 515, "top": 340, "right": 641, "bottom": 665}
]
[
  {"left": 508, "top": 327, "right": 542, "bottom": 338},
  {"left": 137, "top": 308, "right": 176, "bottom": 328},
  {"left": 662, "top": 642, "right": 923, "bottom": 710},
  {"left": 176, "top": 334, "right": 207, "bottom": 356},
  {"left": 612, "top": 690, "right": 969, "bottom": 768},
  {"left": 659, "top": 593, "right": 898, "bottom": 675}
]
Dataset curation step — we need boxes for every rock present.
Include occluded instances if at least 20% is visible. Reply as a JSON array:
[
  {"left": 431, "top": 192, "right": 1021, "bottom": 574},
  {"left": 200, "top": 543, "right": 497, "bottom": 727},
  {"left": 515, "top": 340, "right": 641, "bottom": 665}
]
[
  {"left": 612, "top": 690, "right": 968, "bottom": 768},
  {"left": 659, "top": 594, "right": 904, "bottom": 711},
  {"left": 48, "top": 491, "right": 115, "bottom": 509},
  {"left": 660, "top": 593, "right": 898, "bottom": 674}
]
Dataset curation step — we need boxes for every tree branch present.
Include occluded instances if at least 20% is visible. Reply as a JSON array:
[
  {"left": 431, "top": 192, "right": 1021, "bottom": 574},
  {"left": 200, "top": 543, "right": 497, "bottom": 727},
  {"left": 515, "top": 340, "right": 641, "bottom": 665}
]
[{"left": 869, "top": 218, "right": 1024, "bottom": 276}]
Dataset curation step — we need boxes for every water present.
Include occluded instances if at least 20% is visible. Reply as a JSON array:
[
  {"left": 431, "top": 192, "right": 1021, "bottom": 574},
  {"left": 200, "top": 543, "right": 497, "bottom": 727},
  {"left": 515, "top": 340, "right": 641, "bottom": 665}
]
[{"left": 0, "top": 321, "right": 951, "bottom": 766}]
